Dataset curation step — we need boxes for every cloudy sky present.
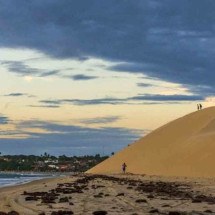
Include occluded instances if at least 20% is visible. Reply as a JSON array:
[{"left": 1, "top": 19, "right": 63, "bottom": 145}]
[{"left": 0, "top": 0, "right": 213, "bottom": 155}]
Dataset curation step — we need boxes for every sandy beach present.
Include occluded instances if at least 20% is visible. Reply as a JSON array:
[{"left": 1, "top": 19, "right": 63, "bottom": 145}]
[{"left": 0, "top": 174, "right": 215, "bottom": 214}]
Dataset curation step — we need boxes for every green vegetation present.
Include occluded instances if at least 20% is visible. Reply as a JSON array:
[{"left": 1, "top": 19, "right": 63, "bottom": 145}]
[{"left": 0, "top": 153, "right": 108, "bottom": 172}]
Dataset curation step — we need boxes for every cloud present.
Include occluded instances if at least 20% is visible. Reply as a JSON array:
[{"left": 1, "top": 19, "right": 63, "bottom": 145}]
[
  {"left": 62, "top": 98, "right": 127, "bottom": 105},
  {"left": 130, "top": 94, "right": 204, "bottom": 101},
  {"left": 1, "top": 61, "right": 97, "bottom": 81},
  {"left": 5, "top": 93, "right": 27, "bottom": 97},
  {"left": 137, "top": 83, "right": 155, "bottom": 88},
  {"left": 40, "top": 99, "right": 62, "bottom": 105},
  {"left": 4, "top": 92, "right": 36, "bottom": 98},
  {"left": 78, "top": 116, "right": 121, "bottom": 124},
  {"left": 1, "top": 61, "right": 39, "bottom": 76},
  {"left": 1, "top": 61, "right": 59, "bottom": 77},
  {"left": 1, "top": 1, "right": 214, "bottom": 95},
  {"left": 0, "top": 120, "right": 143, "bottom": 155},
  {"left": 40, "top": 98, "right": 127, "bottom": 106},
  {"left": 29, "top": 105, "right": 60, "bottom": 108},
  {"left": 39, "top": 93, "right": 203, "bottom": 107},
  {"left": 0, "top": 115, "right": 10, "bottom": 124},
  {"left": 65, "top": 74, "right": 98, "bottom": 81},
  {"left": 39, "top": 70, "right": 60, "bottom": 77}
]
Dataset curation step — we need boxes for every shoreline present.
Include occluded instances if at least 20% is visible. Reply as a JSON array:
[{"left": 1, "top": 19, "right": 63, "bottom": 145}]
[
  {"left": 0, "top": 176, "right": 56, "bottom": 192},
  {"left": 0, "top": 172, "right": 63, "bottom": 189},
  {"left": 0, "top": 175, "right": 60, "bottom": 190},
  {"left": 0, "top": 170, "right": 72, "bottom": 175}
]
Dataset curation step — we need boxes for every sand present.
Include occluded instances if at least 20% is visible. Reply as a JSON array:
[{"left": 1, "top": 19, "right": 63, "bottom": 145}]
[
  {"left": 88, "top": 107, "right": 215, "bottom": 177},
  {"left": 1, "top": 174, "right": 215, "bottom": 214}
]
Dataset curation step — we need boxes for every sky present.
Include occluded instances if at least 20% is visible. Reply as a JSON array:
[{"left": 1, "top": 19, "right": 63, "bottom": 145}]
[{"left": 0, "top": 0, "right": 214, "bottom": 155}]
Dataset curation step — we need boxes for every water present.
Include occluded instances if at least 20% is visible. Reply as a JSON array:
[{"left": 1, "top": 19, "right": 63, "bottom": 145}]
[{"left": 0, "top": 172, "right": 53, "bottom": 187}]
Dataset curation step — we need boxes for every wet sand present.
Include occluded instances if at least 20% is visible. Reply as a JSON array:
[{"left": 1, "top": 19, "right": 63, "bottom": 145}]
[{"left": 0, "top": 174, "right": 215, "bottom": 214}]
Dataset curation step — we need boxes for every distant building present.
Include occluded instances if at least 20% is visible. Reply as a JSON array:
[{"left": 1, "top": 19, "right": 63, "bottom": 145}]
[
  {"left": 48, "top": 164, "right": 59, "bottom": 170},
  {"left": 36, "top": 161, "right": 45, "bottom": 167},
  {"left": 58, "top": 164, "right": 71, "bottom": 171}
]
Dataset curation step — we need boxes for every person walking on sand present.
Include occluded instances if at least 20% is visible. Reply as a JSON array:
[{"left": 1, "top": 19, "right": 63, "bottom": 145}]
[
  {"left": 197, "top": 104, "right": 199, "bottom": 111},
  {"left": 199, "top": 103, "right": 202, "bottom": 110},
  {"left": 122, "top": 162, "right": 127, "bottom": 174}
]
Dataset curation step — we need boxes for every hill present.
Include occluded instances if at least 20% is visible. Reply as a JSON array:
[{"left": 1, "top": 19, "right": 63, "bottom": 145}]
[{"left": 87, "top": 107, "right": 215, "bottom": 177}]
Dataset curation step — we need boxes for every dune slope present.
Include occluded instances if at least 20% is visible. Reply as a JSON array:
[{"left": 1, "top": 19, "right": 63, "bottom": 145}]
[{"left": 87, "top": 107, "right": 215, "bottom": 177}]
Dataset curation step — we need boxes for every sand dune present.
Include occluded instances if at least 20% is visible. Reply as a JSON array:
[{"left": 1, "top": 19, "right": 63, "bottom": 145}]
[{"left": 87, "top": 107, "right": 215, "bottom": 177}]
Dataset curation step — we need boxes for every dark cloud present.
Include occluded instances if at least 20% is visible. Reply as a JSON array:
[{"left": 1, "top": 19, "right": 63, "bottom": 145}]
[
  {"left": 78, "top": 116, "right": 121, "bottom": 124},
  {"left": 65, "top": 74, "right": 98, "bottom": 81},
  {"left": 137, "top": 83, "right": 155, "bottom": 88},
  {"left": 131, "top": 94, "right": 204, "bottom": 101},
  {"left": 4, "top": 92, "right": 36, "bottom": 98},
  {"left": 1, "top": 61, "right": 39, "bottom": 76},
  {"left": 140, "top": 101, "right": 183, "bottom": 105},
  {"left": 39, "top": 70, "right": 60, "bottom": 77},
  {"left": 0, "top": 120, "right": 143, "bottom": 155},
  {"left": 0, "top": 0, "right": 215, "bottom": 95},
  {"left": 40, "top": 99, "right": 62, "bottom": 105},
  {"left": 40, "top": 98, "right": 127, "bottom": 106},
  {"left": 29, "top": 105, "right": 60, "bottom": 108},
  {"left": 1, "top": 61, "right": 59, "bottom": 77},
  {"left": 5, "top": 93, "right": 27, "bottom": 97},
  {"left": 39, "top": 93, "right": 203, "bottom": 106},
  {"left": 1, "top": 61, "right": 97, "bottom": 81},
  {"left": 0, "top": 116, "right": 10, "bottom": 124},
  {"left": 62, "top": 98, "right": 127, "bottom": 105}
]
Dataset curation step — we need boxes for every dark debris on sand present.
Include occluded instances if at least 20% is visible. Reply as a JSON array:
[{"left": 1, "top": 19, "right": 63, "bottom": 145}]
[
  {"left": 0, "top": 212, "right": 19, "bottom": 215},
  {"left": 21, "top": 174, "right": 215, "bottom": 215}
]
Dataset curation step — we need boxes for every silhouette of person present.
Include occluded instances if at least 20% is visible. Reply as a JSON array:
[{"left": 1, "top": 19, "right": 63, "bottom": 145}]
[
  {"left": 197, "top": 104, "right": 199, "bottom": 111},
  {"left": 122, "top": 162, "right": 127, "bottom": 174},
  {"left": 199, "top": 104, "right": 202, "bottom": 110}
]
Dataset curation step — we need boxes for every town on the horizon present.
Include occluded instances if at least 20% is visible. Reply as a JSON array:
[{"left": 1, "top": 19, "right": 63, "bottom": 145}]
[{"left": 0, "top": 153, "right": 108, "bottom": 172}]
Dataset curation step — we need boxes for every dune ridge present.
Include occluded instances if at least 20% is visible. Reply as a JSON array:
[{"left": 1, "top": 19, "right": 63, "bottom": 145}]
[{"left": 87, "top": 107, "right": 215, "bottom": 177}]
